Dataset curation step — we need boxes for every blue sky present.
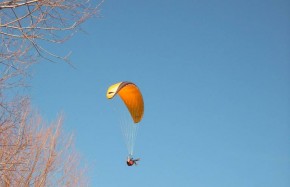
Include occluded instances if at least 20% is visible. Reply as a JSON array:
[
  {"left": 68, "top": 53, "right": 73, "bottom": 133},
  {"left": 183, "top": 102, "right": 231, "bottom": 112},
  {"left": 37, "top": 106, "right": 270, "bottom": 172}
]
[{"left": 30, "top": 0, "right": 290, "bottom": 186}]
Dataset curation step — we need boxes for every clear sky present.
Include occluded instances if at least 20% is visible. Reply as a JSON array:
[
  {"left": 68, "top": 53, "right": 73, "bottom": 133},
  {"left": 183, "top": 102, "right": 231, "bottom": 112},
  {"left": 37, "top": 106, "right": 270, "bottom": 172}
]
[{"left": 30, "top": 0, "right": 290, "bottom": 186}]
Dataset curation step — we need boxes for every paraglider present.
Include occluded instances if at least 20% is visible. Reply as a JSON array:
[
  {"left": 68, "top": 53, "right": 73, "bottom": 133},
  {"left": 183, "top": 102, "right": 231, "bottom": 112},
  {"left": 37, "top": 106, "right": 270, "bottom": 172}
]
[
  {"left": 126, "top": 156, "right": 140, "bottom": 166},
  {"left": 107, "top": 81, "right": 144, "bottom": 166}
]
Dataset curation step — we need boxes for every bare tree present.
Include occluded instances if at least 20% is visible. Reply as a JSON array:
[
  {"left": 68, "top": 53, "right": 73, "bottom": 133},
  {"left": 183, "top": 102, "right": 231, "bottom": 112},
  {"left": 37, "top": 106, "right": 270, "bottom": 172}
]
[
  {"left": 0, "top": 100, "right": 88, "bottom": 186},
  {"left": 0, "top": 0, "right": 103, "bottom": 61},
  {"left": 0, "top": 0, "right": 104, "bottom": 186},
  {"left": 0, "top": 0, "right": 103, "bottom": 90}
]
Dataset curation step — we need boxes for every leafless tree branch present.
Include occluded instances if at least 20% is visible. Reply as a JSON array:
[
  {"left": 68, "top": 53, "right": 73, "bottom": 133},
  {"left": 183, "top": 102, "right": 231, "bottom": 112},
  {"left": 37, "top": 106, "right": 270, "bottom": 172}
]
[
  {"left": 0, "top": 0, "right": 104, "bottom": 90},
  {"left": 0, "top": 101, "right": 88, "bottom": 186},
  {"left": 0, "top": 0, "right": 103, "bottom": 185}
]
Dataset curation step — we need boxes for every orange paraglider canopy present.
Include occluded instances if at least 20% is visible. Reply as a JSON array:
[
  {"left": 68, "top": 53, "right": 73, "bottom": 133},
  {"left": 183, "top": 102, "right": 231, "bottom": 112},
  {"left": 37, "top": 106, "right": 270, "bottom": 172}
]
[{"left": 107, "top": 81, "right": 144, "bottom": 123}]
